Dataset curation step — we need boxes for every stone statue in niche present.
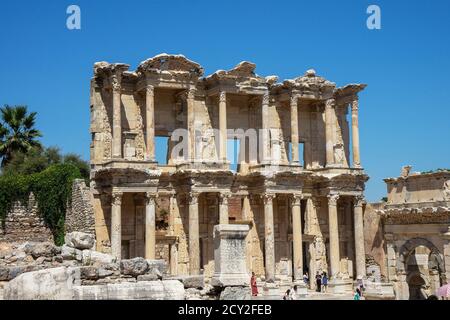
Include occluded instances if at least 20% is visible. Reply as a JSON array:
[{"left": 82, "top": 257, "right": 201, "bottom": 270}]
[{"left": 314, "top": 235, "right": 328, "bottom": 273}]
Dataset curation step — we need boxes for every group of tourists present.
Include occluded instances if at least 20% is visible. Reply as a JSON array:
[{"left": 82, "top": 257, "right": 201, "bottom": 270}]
[
  {"left": 314, "top": 271, "right": 329, "bottom": 293},
  {"left": 282, "top": 285, "right": 300, "bottom": 300}
]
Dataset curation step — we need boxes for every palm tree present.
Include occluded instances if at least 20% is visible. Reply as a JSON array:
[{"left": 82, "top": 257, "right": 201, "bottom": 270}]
[{"left": 0, "top": 105, "right": 42, "bottom": 167}]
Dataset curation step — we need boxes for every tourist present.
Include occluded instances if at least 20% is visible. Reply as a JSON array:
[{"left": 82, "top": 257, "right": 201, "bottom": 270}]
[
  {"left": 283, "top": 289, "right": 292, "bottom": 300},
  {"left": 315, "top": 272, "right": 322, "bottom": 292},
  {"left": 354, "top": 288, "right": 361, "bottom": 300},
  {"left": 322, "top": 272, "right": 328, "bottom": 293},
  {"left": 250, "top": 272, "right": 258, "bottom": 297},
  {"left": 290, "top": 285, "right": 298, "bottom": 300},
  {"left": 357, "top": 277, "right": 364, "bottom": 297},
  {"left": 303, "top": 272, "right": 309, "bottom": 285}
]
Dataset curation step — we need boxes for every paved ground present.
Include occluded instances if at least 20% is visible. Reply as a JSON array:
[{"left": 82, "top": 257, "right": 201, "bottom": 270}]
[{"left": 252, "top": 290, "right": 354, "bottom": 300}]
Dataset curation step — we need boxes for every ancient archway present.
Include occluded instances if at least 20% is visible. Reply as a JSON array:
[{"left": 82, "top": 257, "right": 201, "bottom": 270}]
[{"left": 398, "top": 238, "right": 445, "bottom": 299}]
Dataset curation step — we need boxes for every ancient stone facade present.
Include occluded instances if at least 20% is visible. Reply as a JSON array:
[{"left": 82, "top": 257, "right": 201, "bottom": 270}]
[
  {"left": 0, "top": 194, "right": 53, "bottom": 243},
  {"left": 89, "top": 53, "right": 368, "bottom": 291},
  {"left": 375, "top": 167, "right": 450, "bottom": 300}
]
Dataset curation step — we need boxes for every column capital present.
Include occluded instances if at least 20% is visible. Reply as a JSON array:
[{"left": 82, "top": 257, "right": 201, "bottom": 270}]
[
  {"left": 352, "top": 97, "right": 359, "bottom": 112},
  {"left": 112, "top": 191, "right": 123, "bottom": 206},
  {"left": 291, "top": 194, "right": 303, "bottom": 206},
  {"left": 325, "top": 98, "right": 336, "bottom": 109},
  {"left": 187, "top": 88, "right": 196, "bottom": 100},
  {"left": 262, "top": 92, "right": 270, "bottom": 105},
  {"left": 146, "top": 84, "right": 155, "bottom": 96},
  {"left": 290, "top": 94, "right": 299, "bottom": 106},
  {"left": 311, "top": 197, "right": 322, "bottom": 209},
  {"left": 327, "top": 194, "right": 339, "bottom": 206},
  {"left": 219, "top": 91, "right": 227, "bottom": 103},
  {"left": 263, "top": 193, "right": 275, "bottom": 205},
  {"left": 218, "top": 192, "right": 231, "bottom": 205},
  {"left": 188, "top": 192, "right": 200, "bottom": 205},
  {"left": 145, "top": 192, "right": 158, "bottom": 205},
  {"left": 354, "top": 195, "right": 366, "bottom": 208},
  {"left": 111, "top": 74, "right": 123, "bottom": 93}
]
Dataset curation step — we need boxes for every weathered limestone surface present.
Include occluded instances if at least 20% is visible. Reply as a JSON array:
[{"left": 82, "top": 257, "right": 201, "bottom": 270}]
[
  {"left": 65, "top": 232, "right": 95, "bottom": 250},
  {"left": 211, "top": 224, "right": 250, "bottom": 287},
  {"left": 65, "top": 180, "right": 95, "bottom": 235},
  {"left": 4, "top": 267, "right": 80, "bottom": 300}
]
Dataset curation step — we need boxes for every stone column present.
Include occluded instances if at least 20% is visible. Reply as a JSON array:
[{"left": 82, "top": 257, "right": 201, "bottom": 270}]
[
  {"left": 292, "top": 194, "right": 303, "bottom": 280},
  {"left": 111, "top": 191, "right": 123, "bottom": 260},
  {"left": 219, "top": 91, "right": 227, "bottom": 162},
  {"left": 325, "top": 99, "right": 336, "bottom": 167},
  {"left": 354, "top": 196, "right": 366, "bottom": 278},
  {"left": 145, "top": 192, "right": 157, "bottom": 260},
  {"left": 188, "top": 192, "right": 200, "bottom": 275},
  {"left": 111, "top": 74, "right": 123, "bottom": 158},
  {"left": 145, "top": 83, "right": 155, "bottom": 161},
  {"left": 351, "top": 97, "right": 361, "bottom": 168},
  {"left": 290, "top": 95, "right": 300, "bottom": 165},
  {"left": 328, "top": 194, "right": 340, "bottom": 278},
  {"left": 442, "top": 227, "right": 450, "bottom": 283},
  {"left": 261, "top": 92, "right": 270, "bottom": 164},
  {"left": 218, "top": 192, "right": 230, "bottom": 225},
  {"left": 263, "top": 194, "right": 276, "bottom": 282},
  {"left": 187, "top": 89, "right": 196, "bottom": 162},
  {"left": 170, "top": 243, "right": 178, "bottom": 276}
]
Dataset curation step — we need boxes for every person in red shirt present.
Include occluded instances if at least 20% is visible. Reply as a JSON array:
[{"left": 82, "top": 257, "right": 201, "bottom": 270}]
[{"left": 251, "top": 272, "right": 258, "bottom": 296}]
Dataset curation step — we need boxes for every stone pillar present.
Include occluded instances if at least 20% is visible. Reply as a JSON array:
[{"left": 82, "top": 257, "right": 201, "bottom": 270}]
[
  {"left": 145, "top": 192, "right": 157, "bottom": 260},
  {"left": 241, "top": 195, "right": 252, "bottom": 272},
  {"left": 263, "top": 194, "right": 276, "bottom": 282},
  {"left": 219, "top": 91, "right": 227, "bottom": 162},
  {"left": 325, "top": 99, "right": 336, "bottom": 167},
  {"left": 218, "top": 192, "right": 230, "bottom": 225},
  {"left": 170, "top": 243, "right": 178, "bottom": 276},
  {"left": 261, "top": 92, "right": 270, "bottom": 164},
  {"left": 442, "top": 227, "right": 450, "bottom": 283},
  {"left": 351, "top": 97, "right": 361, "bottom": 168},
  {"left": 354, "top": 196, "right": 366, "bottom": 278},
  {"left": 145, "top": 84, "right": 155, "bottom": 161},
  {"left": 328, "top": 194, "right": 340, "bottom": 278},
  {"left": 111, "top": 74, "right": 123, "bottom": 158},
  {"left": 188, "top": 192, "right": 200, "bottom": 275},
  {"left": 211, "top": 224, "right": 250, "bottom": 287},
  {"left": 187, "top": 89, "right": 196, "bottom": 162},
  {"left": 292, "top": 194, "right": 303, "bottom": 280},
  {"left": 290, "top": 95, "right": 299, "bottom": 165},
  {"left": 111, "top": 191, "right": 123, "bottom": 260},
  {"left": 308, "top": 241, "right": 317, "bottom": 290}
]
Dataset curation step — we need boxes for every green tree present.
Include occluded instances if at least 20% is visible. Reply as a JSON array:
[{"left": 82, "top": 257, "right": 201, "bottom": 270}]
[{"left": 0, "top": 105, "right": 42, "bottom": 167}]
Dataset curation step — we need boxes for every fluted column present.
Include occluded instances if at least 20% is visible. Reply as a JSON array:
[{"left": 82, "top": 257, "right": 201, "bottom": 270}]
[
  {"left": 263, "top": 193, "right": 276, "bottom": 282},
  {"left": 351, "top": 97, "right": 361, "bottom": 168},
  {"left": 325, "top": 99, "right": 336, "bottom": 167},
  {"left": 187, "top": 89, "right": 196, "bottom": 162},
  {"left": 290, "top": 95, "right": 300, "bottom": 165},
  {"left": 145, "top": 84, "right": 155, "bottom": 161},
  {"left": 218, "top": 192, "right": 230, "bottom": 225},
  {"left": 219, "top": 92, "right": 227, "bottom": 162},
  {"left": 328, "top": 194, "right": 340, "bottom": 278},
  {"left": 188, "top": 192, "right": 200, "bottom": 275},
  {"left": 145, "top": 192, "right": 157, "bottom": 260},
  {"left": 354, "top": 196, "right": 366, "bottom": 278},
  {"left": 261, "top": 92, "right": 270, "bottom": 164},
  {"left": 292, "top": 194, "right": 303, "bottom": 280},
  {"left": 111, "top": 191, "right": 123, "bottom": 260},
  {"left": 112, "top": 74, "right": 123, "bottom": 158}
]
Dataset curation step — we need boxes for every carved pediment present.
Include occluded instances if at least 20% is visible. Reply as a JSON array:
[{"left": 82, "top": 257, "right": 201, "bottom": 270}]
[{"left": 137, "top": 53, "right": 204, "bottom": 77}]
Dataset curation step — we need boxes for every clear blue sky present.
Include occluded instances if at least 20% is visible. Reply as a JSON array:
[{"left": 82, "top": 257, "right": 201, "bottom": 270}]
[{"left": 1, "top": 0, "right": 449, "bottom": 201}]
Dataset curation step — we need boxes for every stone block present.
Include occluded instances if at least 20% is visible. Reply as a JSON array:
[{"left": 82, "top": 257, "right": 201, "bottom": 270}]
[
  {"left": 120, "top": 257, "right": 148, "bottom": 277},
  {"left": 82, "top": 250, "right": 115, "bottom": 266},
  {"left": 65, "top": 232, "right": 95, "bottom": 250},
  {"left": 219, "top": 286, "right": 251, "bottom": 300},
  {"left": 4, "top": 267, "right": 80, "bottom": 300},
  {"left": 25, "top": 242, "right": 58, "bottom": 259},
  {"left": 61, "top": 245, "right": 83, "bottom": 261},
  {"left": 137, "top": 274, "right": 159, "bottom": 282},
  {"left": 176, "top": 275, "right": 204, "bottom": 289},
  {"left": 211, "top": 224, "right": 250, "bottom": 288}
]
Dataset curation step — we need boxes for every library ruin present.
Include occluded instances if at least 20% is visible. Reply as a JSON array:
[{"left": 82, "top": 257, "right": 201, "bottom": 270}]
[{"left": 88, "top": 53, "right": 369, "bottom": 291}]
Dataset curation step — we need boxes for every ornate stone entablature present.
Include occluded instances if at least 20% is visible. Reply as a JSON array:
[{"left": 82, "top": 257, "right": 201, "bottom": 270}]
[
  {"left": 379, "top": 206, "right": 450, "bottom": 225},
  {"left": 137, "top": 53, "right": 204, "bottom": 78}
]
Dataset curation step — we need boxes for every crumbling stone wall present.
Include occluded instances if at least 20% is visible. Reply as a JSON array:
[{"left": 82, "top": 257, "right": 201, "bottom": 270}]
[
  {"left": 364, "top": 202, "right": 387, "bottom": 279},
  {"left": 65, "top": 179, "right": 95, "bottom": 235},
  {"left": 0, "top": 194, "right": 53, "bottom": 243}
]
